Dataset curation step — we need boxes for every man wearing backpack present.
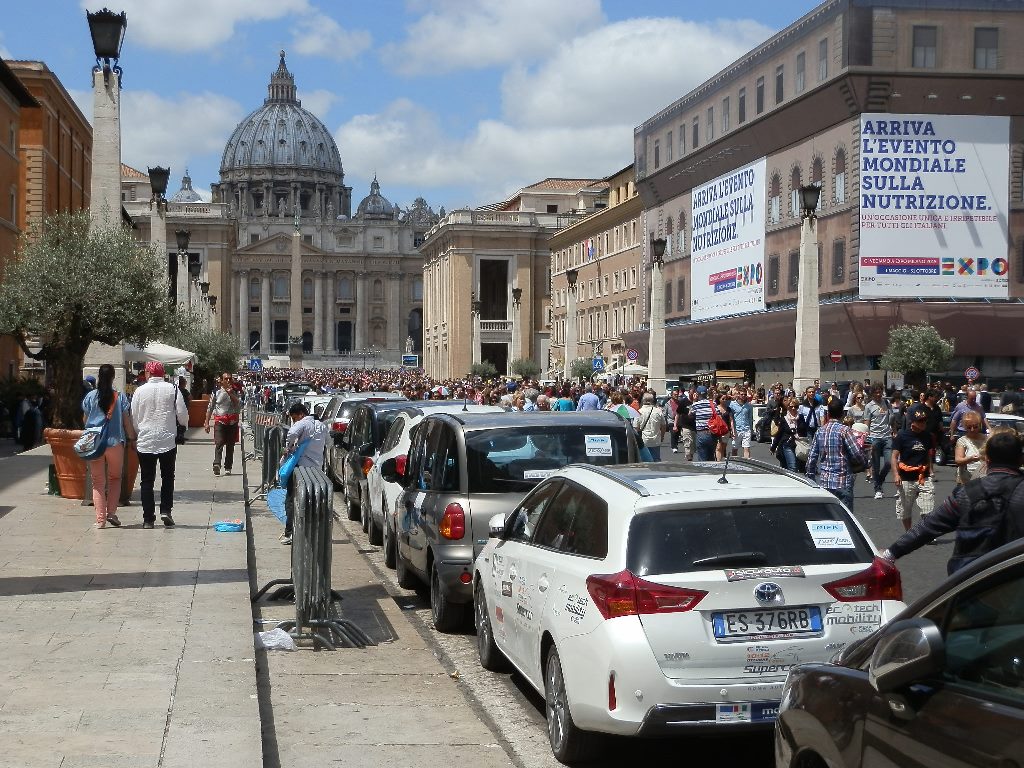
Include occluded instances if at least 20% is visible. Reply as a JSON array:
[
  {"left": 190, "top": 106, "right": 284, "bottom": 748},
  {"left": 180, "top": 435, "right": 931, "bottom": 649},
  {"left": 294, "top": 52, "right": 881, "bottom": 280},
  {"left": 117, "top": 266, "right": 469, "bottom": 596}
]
[{"left": 882, "top": 430, "right": 1024, "bottom": 574}]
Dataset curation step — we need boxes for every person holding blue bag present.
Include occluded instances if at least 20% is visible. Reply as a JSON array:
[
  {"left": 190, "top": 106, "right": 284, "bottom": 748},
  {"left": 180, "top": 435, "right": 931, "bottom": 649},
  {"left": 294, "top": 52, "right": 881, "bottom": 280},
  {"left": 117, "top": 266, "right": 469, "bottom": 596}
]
[
  {"left": 81, "top": 363, "right": 136, "bottom": 528},
  {"left": 278, "top": 401, "right": 327, "bottom": 545}
]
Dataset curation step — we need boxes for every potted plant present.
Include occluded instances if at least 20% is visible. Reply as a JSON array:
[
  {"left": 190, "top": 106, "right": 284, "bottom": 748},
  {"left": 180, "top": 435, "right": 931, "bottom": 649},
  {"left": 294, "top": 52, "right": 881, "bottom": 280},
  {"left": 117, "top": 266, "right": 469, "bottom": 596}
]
[{"left": 0, "top": 211, "right": 174, "bottom": 498}]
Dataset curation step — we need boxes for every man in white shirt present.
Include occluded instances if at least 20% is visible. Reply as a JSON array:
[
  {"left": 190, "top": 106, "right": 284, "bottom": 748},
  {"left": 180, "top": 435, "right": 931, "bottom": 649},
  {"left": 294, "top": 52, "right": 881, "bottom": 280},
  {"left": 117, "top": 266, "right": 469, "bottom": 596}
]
[
  {"left": 131, "top": 361, "right": 189, "bottom": 528},
  {"left": 279, "top": 402, "right": 328, "bottom": 545}
]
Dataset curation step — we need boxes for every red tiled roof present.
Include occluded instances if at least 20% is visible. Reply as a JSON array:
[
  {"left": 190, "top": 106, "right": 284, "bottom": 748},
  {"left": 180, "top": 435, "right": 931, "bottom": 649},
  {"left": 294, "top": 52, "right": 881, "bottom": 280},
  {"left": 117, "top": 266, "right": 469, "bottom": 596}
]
[{"left": 121, "top": 163, "right": 147, "bottom": 179}]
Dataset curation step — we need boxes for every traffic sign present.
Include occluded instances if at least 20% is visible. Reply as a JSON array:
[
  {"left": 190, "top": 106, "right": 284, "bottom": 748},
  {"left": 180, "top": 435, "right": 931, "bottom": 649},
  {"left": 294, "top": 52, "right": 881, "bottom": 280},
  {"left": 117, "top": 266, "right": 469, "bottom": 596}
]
[
  {"left": 965, "top": 366, "right": 980, "bottom": 381},
  {"left": 829, "top": 349, "right": 842, "bottom": 364},
  {"left": 248, "top": 357, "right": 263, "bottom": 371},
  {"left": 626, "top": 348, "right": 639, "bottom": 361},
  {"left": 592, "top": 357, "right": 605, "bottom": 372}
]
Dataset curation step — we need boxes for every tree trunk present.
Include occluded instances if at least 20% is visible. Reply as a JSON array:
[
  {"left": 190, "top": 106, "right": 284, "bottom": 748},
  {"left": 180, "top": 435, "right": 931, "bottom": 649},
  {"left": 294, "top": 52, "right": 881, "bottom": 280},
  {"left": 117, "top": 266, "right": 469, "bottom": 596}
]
[{"left": 49, "top": 349, "right": 87, "bottom": 429}]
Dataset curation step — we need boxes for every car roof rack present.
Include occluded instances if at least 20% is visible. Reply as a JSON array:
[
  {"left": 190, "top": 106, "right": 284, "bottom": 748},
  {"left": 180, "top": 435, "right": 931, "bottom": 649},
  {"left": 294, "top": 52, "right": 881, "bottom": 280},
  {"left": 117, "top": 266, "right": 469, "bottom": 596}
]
[
  {"left": 727, "top": 457, "right": 819, "bottom": 487},
  {"left": 575, "top": 464, "right": 651, "bottom": 497}
]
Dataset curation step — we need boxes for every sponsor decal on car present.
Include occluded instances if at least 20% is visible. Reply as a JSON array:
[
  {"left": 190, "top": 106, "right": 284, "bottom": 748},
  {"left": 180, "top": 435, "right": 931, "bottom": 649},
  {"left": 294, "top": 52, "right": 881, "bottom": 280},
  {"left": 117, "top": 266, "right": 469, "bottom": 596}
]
[
  {"left": 725, "top": 566, "right": 806, "bottom": 582},
  {"left": 564, "top": 593, "right": 588, "bottom": 624},
  {"left": 516, "top": 603, "right": 534, "bottom": 622},
  {"left": 825, "top": 602, "right": 882, "bottom": 626},
  {"left": 501, "top": 580, "right": 513, "bottom": 597}
]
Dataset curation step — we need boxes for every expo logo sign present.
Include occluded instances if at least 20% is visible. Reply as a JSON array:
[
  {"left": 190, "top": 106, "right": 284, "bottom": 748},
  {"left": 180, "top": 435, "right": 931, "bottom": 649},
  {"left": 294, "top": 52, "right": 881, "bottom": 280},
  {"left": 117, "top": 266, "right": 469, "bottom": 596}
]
[
  {"left": 941, "top": 257, "right": 1009, "bottom": 277},
  {"left": 733, "top": 263, "right": 763, "bottom": 287}
]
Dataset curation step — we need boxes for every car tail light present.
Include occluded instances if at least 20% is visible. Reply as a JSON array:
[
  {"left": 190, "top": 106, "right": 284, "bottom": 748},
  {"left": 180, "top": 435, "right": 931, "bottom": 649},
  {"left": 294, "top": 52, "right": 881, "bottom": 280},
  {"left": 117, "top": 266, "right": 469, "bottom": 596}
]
[
  {"left": 331, "top": 421, "right": 348, "bottom": 433},
  {"left": 586, "top": 570, "right": 707, "bottom": 620},
  {"left": 395, "top": 455, "right": 407, "bottom": 476},
  {"left": 823, "top": 557, "right": 903, "bottom": 602},
  {"left": 439, "top": 503, "right": 465, "bottom": 540},
  {"left": 361, "top": 457, "right": 374, "bottom": 476},
  {"left": 608, "top": 673, "right": 617, "bottom": 711}
]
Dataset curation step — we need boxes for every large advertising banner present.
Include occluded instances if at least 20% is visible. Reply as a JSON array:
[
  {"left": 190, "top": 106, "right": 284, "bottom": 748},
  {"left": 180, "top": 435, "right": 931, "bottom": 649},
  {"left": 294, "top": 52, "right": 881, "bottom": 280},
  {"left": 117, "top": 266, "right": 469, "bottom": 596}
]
[
  {"left": 859, "top": 113, "right": 1010, "bottom": 298},
  {"left": 690, "top": 157, "right": 766, "bottom": 322}
]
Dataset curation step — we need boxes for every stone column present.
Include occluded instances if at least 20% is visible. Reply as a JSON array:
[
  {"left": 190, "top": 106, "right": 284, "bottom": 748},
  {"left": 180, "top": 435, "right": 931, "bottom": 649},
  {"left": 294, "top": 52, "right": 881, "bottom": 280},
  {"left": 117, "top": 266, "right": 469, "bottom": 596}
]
[
  {"left": 563, "top": 285, "right": 577, "bottom": 380},
  {"left": 355, "top": 271, "right": 367, "bottom": 351},
  {"left": 793, "top": 216, "right": 821, "bottom": 393},
  {"left": 313, "top": 271, "right": 324, "bottom": 355},
  {"left": 289, "top": 229, "right": 303, "bottom": 367},
  {"left": 261, "top": 270, "right": 272, "bottom": 354},
  {"left": 648, "top": 258, "right": 666, "bottom": 395},
  {"left": 238, "top": 270, "right": 248, "bottom": 353},
  {"left": 387, "top": 274, "right": 401, "bottom": 361}
]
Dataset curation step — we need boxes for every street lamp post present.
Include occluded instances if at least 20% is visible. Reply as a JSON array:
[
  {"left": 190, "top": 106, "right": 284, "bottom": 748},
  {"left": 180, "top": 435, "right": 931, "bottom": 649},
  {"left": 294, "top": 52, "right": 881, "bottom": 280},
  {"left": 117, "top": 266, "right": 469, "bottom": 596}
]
[
  {"left": 471, "top": 294, "right": 482, "bottom": 367},
  {"left": 175, "top": 229, "right": 190, "bottom": 312},
  {"left": 563, "top": 268, "right": 579, "bottom": 381},
  {"left": 511, "top": 286, "right": 523, "bottom": 373},
  {"left": 792, "top": 184, "right": 822, "bottom": 394},
  {"left": 148, "top": 166, "right": 169, "bottom": 305},
  {"left": 648, "top": 237, "right": 667, "bottom": 394}
]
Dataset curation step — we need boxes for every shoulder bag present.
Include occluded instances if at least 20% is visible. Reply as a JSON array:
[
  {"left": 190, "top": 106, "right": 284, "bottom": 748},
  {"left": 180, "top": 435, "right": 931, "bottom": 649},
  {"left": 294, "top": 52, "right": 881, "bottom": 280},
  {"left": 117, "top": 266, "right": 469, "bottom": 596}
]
[{"left": 75, "top": 391, "right": 119, "bottom": 460}]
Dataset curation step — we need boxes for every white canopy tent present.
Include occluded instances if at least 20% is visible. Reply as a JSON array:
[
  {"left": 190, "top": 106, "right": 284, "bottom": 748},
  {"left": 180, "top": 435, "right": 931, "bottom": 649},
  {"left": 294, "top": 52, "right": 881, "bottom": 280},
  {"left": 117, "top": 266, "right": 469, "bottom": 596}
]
[{"left": 124, "top": 342, "right": 196, "bottom": 368}]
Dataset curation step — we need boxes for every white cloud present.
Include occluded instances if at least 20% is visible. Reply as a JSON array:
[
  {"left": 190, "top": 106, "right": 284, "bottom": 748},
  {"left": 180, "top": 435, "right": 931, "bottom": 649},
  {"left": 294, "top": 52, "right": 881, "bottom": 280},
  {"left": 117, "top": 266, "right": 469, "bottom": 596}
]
[
  {"left": 81, "top": 0, "right": 311, "bottom": 52},
  {"left": 382, "top": 0, "right": 605, "bottom": 75},
  {"left": 298, "top": 88, "right": 338, "bottom": 119},
  {"left": 72, "top": 87, "right": 243, "bottom": 198},
  {"left": 290, "top": 13, "right": 371, "bottom": 62},
  {"left": 340, "top": 15, "right": 775, "bottom": 209},
  {"left": 502, "top": 17, "right": 774, "bottom": 129}
]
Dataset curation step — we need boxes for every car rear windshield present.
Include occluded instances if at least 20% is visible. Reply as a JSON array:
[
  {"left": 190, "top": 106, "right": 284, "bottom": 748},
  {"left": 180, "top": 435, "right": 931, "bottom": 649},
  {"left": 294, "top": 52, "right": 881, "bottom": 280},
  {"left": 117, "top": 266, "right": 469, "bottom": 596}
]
[
  {"left": 466, "top": 426, "right": 628, "bottom": 493},
  {"left": 627, "top": 502, "right": 874, "bottom": 576}
]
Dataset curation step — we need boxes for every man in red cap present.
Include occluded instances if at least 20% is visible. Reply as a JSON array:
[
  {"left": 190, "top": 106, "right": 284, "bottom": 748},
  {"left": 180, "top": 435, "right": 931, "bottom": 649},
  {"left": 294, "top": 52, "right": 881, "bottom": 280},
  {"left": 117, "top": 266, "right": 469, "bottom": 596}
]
[{"left": 130, "top": 361, "right": 189, "bottom": 528}]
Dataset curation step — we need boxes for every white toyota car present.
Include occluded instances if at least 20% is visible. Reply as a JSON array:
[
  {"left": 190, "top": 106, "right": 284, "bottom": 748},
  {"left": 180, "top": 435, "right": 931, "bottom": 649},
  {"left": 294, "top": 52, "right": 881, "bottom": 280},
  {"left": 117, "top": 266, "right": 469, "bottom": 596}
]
[{"left": 473, "top": 460, "right": 905, "bottom": 763}]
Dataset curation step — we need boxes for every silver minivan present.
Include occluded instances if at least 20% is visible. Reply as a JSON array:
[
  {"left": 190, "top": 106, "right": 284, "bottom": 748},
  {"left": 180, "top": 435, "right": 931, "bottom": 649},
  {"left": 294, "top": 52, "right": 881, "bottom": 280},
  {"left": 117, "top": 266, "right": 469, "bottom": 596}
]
[{"left": 381, "top": 410, "right": 638, "bottom": 631}]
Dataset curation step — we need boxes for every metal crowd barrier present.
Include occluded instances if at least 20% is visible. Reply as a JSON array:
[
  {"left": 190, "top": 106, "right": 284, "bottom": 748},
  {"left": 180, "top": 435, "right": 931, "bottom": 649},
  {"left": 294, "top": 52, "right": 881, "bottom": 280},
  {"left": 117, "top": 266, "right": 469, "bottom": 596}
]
[
  {"left": 252, "top": 466, "right": 374, "bottom": 650},
  {"left": 245, "top": 424, "right": 285, "bottom": 508}
]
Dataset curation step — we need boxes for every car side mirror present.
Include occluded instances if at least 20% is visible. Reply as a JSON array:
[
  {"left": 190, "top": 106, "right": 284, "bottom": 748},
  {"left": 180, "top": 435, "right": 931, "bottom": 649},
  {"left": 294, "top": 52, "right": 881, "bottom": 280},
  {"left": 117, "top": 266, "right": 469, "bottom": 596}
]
[
  {"left": 868, "top": 618, "right": 945, "bottom": 695},
  {"left": 488, "top": 512, "right": 507, "bottom": 538}
]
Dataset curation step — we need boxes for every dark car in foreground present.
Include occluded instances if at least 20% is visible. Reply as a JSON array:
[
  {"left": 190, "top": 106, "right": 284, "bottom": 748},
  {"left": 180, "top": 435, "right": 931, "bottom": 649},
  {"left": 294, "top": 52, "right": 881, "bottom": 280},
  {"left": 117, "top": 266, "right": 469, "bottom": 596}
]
[{"left": 775, "top": 537, "right": 1024, "bottom": 768}]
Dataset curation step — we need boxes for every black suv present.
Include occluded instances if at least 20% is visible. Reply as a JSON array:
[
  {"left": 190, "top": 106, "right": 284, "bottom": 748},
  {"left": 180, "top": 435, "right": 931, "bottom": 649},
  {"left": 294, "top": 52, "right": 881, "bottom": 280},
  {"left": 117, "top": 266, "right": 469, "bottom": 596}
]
[{"left": 382, "top": 410, "right": 639, "bottom": 631}]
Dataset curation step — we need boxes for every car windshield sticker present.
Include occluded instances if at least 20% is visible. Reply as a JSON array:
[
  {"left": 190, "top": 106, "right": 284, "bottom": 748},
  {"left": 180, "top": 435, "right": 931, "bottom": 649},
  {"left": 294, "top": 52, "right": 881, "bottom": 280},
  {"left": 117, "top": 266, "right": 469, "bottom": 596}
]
[
  {"left": 523, "top": 468, "right": 557, "bottom": 480},
  {"left": 501, "top": 581, "right": 513, "bottom": 597},
  {"left": 806, "top": 520, "right": 855, "bottom": 548},
  {"left": 585, "top": 434, "right": 612, "bottom": 456},
  {"left": 725, "top": 566, "right": 806, "bottom": 581}
]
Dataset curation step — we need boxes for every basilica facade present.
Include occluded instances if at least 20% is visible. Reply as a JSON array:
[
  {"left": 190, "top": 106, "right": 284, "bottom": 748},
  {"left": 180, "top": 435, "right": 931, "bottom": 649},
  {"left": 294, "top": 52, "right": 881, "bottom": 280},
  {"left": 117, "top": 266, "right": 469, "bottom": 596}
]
[{"left": 211, "top": 52, "right": 437, "bottom": 364}]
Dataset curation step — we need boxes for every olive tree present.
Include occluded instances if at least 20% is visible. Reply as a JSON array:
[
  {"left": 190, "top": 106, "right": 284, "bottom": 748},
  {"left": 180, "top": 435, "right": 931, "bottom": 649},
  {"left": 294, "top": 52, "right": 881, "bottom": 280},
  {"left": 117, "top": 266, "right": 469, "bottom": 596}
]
[
  {"left": 510, "top": 357, "right": 541, "bottom": 379},
  {"left": 165, "top": 309, "right": 241, "bottom": 388},
  {"left": 0, "top": 210, "right": 173, "bottom": 428},
  {"left": 879, "top": 322, "right": 955, "bottom": 390},
  {"left": 470, "top": 361, "right": 498, "bottom": 379},
  {"left": 569, "top": 357, "right": 593, "bottom": 382}
]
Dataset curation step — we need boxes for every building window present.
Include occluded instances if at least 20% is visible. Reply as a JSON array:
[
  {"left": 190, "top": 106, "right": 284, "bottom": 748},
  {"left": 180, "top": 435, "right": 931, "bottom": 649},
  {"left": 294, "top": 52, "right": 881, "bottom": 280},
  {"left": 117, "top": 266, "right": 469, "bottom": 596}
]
[
  {"left": 546, "top": 204, "right": 558, "bottom": 213},
  {"left": 832, "top": 239, "right": 846, "bottom": 284},
  {"left": 769, "top": 174, "right": 781, "bottom": 224},
  {"left": 412, "top": 278, "right": 423, "bottom": 301},
  {"left": 789, "top": 167, "right": 802, "bottom": 218},
  {"left": 666, "top": 130, "right": 673, "bottom": 163},
  {"left": 795, "top": 52, "right": 805, "bottom": 94},
  {"left": 738, "top": 88, "right": 746, "bottom": 124},
  {"left": 373, "top": 236, "right": 384, "bottom": 249},
  {"left": 811, "top": 157, "right": 824, "bottom": 211},
  {"left": 818, "top": 38, "right": 828, "bottom": 81},
  {"left": 249, "top": 278, "right": 260, "bottom": 300},
  {"left": 706, "top": 107, "right": 714, "bottom": 141},
  {"left": 654, "top": 139, "right": 661, "bottom": 170},
  {"left": 835, "top": 148, "right": 847, "bottom": 204},
  {"left": 665, "top": 282, "right": 672, "bottom": 311},
  {"left": 250, "top": 233, "right": 261, "bottom": 245},
  {"left": 768, "top": 254, "right": 780, "bottom": 295},
  {"left": 721, "top": 96, "right": 730, "bottom": 133},
  {"left": 302, "top": 278, "right": 313, "bottom": 300},
  {"left": 303, "top": 234, "right": 312, "bottom": 245},
  {"left": 679, "top": 125, "right": 685, "bottom": 156},
  {"left": 788, "top": 249, "right": 800, "bottom": 292},
  {"left": 775, "top": 65, "right": 784, "bottom": 104},
  {"left": 273, "top": 274, "right": 288, "bottom": 299},
  {"left": 912, "top": 26, "right": 937, "bottom": 68},
  {"left": 677, "top": 278, "right": 686, "bottom": 311},
  {"left": 373, "top": 279, "right": 384, "bottom": 300},
  {"left": 692, "top": 116, "right": 699, "bottom": 149},
  {"left": 974, "top": 27, "right": 998, "bottom": 69},
  {"left": 756, "top": 76, "right": 765, "bottom": 114},
  {"left": 338, "top": 276, "right": 353, "bottom": 300}
]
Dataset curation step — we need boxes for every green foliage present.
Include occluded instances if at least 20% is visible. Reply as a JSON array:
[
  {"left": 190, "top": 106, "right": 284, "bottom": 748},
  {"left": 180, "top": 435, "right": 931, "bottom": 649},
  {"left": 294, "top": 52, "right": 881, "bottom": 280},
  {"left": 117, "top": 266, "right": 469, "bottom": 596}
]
[
  {"left": 471, "top": 361, "right": 498, "bottom": 379},
  {"left": 0, "top": 210, "right": 174, "bottom": 426},
  {"left": 510, "top": 357, "right": 541, "bottom": 379},
  {"left": 879, "top": 323, "right": 955, "bottom": 385},
  {"left": 165, "top": 310, "right": 240, "bottom": 386},
  {"left": 570, "top": 357, "right": 593, "bottom": 382}
]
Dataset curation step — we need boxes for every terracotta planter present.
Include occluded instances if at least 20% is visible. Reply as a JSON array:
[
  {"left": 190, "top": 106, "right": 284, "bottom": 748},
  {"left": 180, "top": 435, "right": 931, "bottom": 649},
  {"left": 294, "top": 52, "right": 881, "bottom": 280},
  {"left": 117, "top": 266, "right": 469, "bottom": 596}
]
[
  {"left": 44, "top": 428, "right": 86, "bottom": 500},
  {"left": 188, "top": 396, "right": 209, "bottom": 428},
  {"left": 119, "top": 445, "right": 139, "bottom": 505}
]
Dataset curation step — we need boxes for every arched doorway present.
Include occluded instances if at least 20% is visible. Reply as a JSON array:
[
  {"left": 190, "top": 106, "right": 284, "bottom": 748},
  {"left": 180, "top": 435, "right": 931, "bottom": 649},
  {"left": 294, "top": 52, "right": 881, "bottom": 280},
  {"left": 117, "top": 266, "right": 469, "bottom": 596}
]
[{"left": 302, "top": 331, "right": 313, "bottom": 353}]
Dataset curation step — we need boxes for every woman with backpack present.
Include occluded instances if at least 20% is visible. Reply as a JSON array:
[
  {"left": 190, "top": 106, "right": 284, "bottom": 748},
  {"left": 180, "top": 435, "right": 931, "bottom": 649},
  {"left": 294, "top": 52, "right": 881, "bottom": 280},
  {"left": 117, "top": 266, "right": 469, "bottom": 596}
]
[{"left": 81, "top": 363, "right": 136, "bottom": 528}]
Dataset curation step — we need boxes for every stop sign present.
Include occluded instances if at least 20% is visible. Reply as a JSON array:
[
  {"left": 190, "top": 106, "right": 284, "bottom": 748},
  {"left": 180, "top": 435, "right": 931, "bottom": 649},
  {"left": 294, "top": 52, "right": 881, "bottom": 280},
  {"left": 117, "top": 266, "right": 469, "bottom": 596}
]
[{"left": 829, "top": 349, "right": 842, "bottom": 364}]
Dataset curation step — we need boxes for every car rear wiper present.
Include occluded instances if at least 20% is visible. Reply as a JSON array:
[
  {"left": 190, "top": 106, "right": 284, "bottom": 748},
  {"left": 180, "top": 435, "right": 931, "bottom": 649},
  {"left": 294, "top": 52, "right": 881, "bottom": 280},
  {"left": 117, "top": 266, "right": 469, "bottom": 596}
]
[{"left": 691, "top": 551, "right": 768, "bottom": 567}]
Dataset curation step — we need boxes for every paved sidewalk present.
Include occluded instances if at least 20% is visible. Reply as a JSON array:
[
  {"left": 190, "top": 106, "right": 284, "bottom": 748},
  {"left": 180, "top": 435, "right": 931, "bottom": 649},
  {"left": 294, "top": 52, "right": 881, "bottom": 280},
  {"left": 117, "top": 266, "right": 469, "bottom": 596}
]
[{"left": 0, "top": 431, "right": 516, "bottom": 768}]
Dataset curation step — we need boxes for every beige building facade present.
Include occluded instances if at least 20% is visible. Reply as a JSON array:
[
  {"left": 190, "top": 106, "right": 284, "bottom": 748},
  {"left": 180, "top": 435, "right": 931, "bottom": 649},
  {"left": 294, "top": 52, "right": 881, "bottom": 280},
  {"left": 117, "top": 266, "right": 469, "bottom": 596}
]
[
  {"left": 549, "top": 166, "right": 643, "bottom": 374},
  {"left": 420, "top": 179, "right": 607, "bottom": 379},
  {"left": 629, "top": 0, "right": 1024, "bottom": 388}
]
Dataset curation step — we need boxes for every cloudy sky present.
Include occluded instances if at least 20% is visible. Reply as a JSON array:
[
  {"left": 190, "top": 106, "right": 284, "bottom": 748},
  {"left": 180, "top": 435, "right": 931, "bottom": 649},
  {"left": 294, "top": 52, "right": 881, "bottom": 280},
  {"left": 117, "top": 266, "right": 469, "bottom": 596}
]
[{"left": 3, "top": 0, "right": 818, "bottom": 212}]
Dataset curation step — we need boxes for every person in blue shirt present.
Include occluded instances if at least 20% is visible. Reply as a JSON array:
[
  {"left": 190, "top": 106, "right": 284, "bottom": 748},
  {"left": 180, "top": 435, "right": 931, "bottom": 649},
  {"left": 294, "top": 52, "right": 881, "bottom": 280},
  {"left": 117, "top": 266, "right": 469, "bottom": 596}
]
[
  {"left": 729, "top": 388, "right": 754, "bottom": 458},
  {"left": 81, "top": 363, "right": 136, "bottom": 528}
]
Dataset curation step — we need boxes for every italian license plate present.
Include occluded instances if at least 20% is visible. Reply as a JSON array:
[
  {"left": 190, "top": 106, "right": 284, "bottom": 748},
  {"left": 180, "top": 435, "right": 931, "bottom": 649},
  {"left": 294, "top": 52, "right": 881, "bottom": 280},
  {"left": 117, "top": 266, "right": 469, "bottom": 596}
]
[{"left": 712, "top": 606, "right": 822, "bottom": 641}]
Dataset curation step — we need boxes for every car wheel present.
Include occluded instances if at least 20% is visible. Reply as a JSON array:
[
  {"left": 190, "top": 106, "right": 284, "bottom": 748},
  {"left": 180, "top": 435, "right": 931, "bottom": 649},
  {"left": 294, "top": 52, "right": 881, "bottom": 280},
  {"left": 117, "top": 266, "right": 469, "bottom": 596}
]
[
  {"left": 430, "top": 563, "right": 464, "bottom": 633},
  {"left": 382, "top": 508, "right": 396, "bottom": 569},
  {"left": 367, "top": 489, "right": 383, "bottom": 545},
  {"left": 343, "top": 490, "right": 358, "bottom": 521},
  {"left": 474, "top": 582, "right": 509, "bottom": 672},
  {"left": 545, "top": 646, "right": 601, "bottom": 763},
  {"left": 395, "top": 546, "right": 418, "bottom": 589}
]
